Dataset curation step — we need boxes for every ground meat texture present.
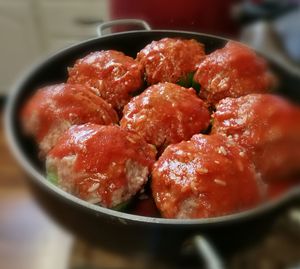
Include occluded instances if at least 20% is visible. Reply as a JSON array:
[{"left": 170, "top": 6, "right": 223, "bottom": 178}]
[
  {"left": 212, "top": 94, "right": 300, "bottom": 182},
  {"left": 194, "top": 41, "right": 275, "bottom": 105},
  {"left": 120, "top": 82, "right": 210, "bottom": 149},
  {"left": 21, "top": 83, "right": 118, "bottom": 156},
  {"left": 137, "top": 38, "right": 205, "bottom": 85},
  {"left": 152, "top": 134, "right": 262, "bottom": 219},
  {"left": 46, "top": 124, "right": 156, "bottom": 208},
  {"left": 68, "top": 50, "right": 143, "bottom": 111}
]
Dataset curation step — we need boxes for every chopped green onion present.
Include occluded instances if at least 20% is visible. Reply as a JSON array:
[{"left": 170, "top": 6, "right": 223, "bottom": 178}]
[
  {"left": 47, "top": 170, "right": 58, "bottom": 185},
  {"left": 113, "top": 199, "right": 131, "bottom": 211},
  {"left": 177, "top": 72, "right": 201, "bottom": 93}
]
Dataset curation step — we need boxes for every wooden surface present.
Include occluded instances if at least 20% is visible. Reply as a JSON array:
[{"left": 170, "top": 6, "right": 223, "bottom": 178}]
[{"left": 0, "top": 111, "right": 73, "bottom": 269}]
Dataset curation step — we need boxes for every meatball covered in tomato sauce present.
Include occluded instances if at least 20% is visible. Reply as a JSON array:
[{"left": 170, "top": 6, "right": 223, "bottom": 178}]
[
  {"left": 137, "top": 38, "right": 205, "bottom": 85},
  {"left": 194, "top": 41, "right": 275, "bottom": 105},
  {"left": 120, "top": 82, "right": 210, "bottom": 150},
  {"left": 68, "top": 50, "right": 143, "bottom": 111},
  {"left": 152, "top": 134, "right": 262, "bottom": 219},
  {"left": 21, "top": 83, "right": 118, "bottom": 155},
  {"left": 212, "top": 94, "right": 300, "bottom": 181},
  {"left": 46, "top": 124, "right": 156, "bottom": 208}
]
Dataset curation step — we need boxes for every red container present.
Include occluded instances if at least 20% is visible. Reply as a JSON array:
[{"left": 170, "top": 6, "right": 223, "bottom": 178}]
[{"left": 110, "top": 0, "right": 239, "bottom": 35}]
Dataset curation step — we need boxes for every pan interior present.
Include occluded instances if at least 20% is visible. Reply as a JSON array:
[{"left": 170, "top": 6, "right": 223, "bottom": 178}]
[{"left": 7, "top": 30, "right": 300, "bottom": 225}]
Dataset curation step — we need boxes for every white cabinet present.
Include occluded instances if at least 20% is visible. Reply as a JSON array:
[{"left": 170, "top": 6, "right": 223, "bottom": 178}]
[
  {"left": 0, "top": 0, "right": 41, "bottom": 95},
  {"left": 0, "top": 0, "right": 109, "bottom": 95},
  {"left": 37, "top": 0, "right": 109, "bottom": 52},
  {"left": 38, "top": 0, "right": 108, "bottom": 39}
]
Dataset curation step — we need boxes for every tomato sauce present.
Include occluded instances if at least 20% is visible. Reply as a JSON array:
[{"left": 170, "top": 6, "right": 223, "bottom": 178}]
[
  {"left": 152, "top": 134, "right": 262, "bottom": 218},
  {"left": 137, "top": 38, "right": 205, "bottom": 84},
  {"left": 68, "top": 50, "right": 143, "bottom": 111},
  {"left": 212, "top": 94, "right": 300, "bottom": 182},
  {"left": 267, "top": 178, "right": 300, "bottom": 200},
  {"left": 21, "top": 83, "right": 118, "bottom": 142},
  {"left": 194, "top": 41, "right": 275, "bottom": 105},
  {"left": 49, "top": 124, "right": 156, "bottom": 207},
  {"left": 121, "top": 82, "right": 210, "bottom": 149}
]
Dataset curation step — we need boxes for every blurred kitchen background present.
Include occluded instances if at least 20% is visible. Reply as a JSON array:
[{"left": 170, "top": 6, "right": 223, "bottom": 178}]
[
  {"left": 1, "top": 0, "right": 300, "bottom": 97},
  {"left": 1, "top": 0, "right": 300, "bottom": 269}
]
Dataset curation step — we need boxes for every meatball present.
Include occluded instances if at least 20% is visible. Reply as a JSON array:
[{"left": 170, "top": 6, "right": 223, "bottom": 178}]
[
  {"left": 21, "top": 83, "right": 118, "bottom": 155},
  {"left": 212, "top": 94, "right": 300, "bottom": 181},
  {"left": 120, "top": 82, "right": 210, "bottom": 149},
  {"left": 46, "top": 124, "right": 156, "bottom": 208},
  {"left": 67, "top": 50, "right": 143, "bottom": 111},
  {"left": 152, "top": 134, "right": 262, "bottom": 219},
  {"left": 137, "top": 38, "right": 205, "bottom": 85},
  {"left": 194, "top": 41, "right": 275, "bottom": 105}
]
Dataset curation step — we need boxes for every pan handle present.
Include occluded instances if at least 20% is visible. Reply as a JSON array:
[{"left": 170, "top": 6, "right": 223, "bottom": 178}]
[
  {"left": 192, "top": 235, "right": 225, "bottom": 269},
  {"left": 97, "top": 19, "right": 152, "bottom": 36}
]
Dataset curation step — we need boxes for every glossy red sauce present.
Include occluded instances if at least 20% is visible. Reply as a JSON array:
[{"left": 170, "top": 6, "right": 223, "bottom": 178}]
[
  {"left": 137, "top": 38, "right": 205, "bottom": 84},
  {"left": 49, "top": 124, "right": 156, "bottom": 206},
  {"left": 267, "top": 178, "right": 300, "bottom": 200},
  {"left": 194, "top": 41, "right": 275, "bottom": 105},
  {"left": 152, "top": 134, "right": 262, "bottom": 219},
  {"left": 68, "top": 50, "right": 143, "bottom": 111},
  {"left": 121, "top": 82, "right": 210, "bottom": 149},
  {"left": 132, "top": 196, "right": 160, "bottom": 217},
  {"left": 21, "top": 83, "right": 118, "bottom": 142},
  {"left": 212, "top": 94, "right": 300, "bottom": 182}
]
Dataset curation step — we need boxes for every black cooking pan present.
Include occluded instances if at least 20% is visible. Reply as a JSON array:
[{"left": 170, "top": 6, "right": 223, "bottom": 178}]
[{"left": 5, "top": 19, "right": 300, "bottom": 268}]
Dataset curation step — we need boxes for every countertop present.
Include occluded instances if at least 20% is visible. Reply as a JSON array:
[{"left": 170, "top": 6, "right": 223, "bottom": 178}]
[{"left": 0, "top": 109, "right": 73, "bottom": 269}]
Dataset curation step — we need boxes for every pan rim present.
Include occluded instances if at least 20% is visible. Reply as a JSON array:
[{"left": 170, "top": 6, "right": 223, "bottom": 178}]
[{"left": 5, "top": 29, "right": 300, "bottom": 226}]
